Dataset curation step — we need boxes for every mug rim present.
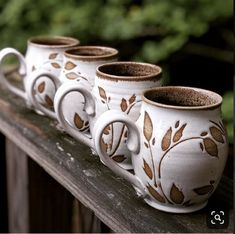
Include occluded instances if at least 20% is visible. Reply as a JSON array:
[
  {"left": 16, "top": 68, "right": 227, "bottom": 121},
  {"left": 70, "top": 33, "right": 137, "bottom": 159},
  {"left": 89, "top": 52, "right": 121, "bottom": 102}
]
[
  {"left": 96, "top": 61, "right": 162, "bottom": 81},
  {"left": 142, "top": 86, "right": 223, "bottom": 110},
  {"left": 28, "top": 35, "right": 80, "bottom": 48},
  {"left": 64, "top": 46, "right": 119, "bottom": 61}
]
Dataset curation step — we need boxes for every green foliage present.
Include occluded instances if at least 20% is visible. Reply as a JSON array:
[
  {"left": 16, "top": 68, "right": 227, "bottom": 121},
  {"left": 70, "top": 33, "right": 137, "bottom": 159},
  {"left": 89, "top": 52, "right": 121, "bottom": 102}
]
[
  {"left": 221, "top": 91, "right": 233, "bottom": 144},
  {"left": 0, "top": 0, "right": 233, "bottom": 62}
]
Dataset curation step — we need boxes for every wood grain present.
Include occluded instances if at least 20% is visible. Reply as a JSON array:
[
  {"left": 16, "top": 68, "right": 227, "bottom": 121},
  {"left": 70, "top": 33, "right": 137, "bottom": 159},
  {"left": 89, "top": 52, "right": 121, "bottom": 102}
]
[{"left": 0, "top": 79, "right": 233, "bottom": 233}]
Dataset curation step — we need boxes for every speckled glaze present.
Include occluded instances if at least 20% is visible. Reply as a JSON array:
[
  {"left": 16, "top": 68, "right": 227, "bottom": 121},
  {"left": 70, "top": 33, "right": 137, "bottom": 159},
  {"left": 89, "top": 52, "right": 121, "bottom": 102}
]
[
  {"left": 53, "top": 46, "right": 118, "bottom": 131},
  {"left": 94, "top": 86, "right": 228, "bottom": 213},
  {"left": 0, "top": 36, "right": 79, "bottom": 112},
  {"left": 54, "top": 62, "right": 162, "bottom": 169}
]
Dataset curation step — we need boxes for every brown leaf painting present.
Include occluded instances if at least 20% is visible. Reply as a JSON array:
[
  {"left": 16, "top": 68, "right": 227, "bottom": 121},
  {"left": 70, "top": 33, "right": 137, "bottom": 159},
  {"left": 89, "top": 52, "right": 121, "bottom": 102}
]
[
  {"left": 146, "top": 184, "right": 165, "bottom": 203},
  {"left": 51, "top": 62, "right": 61, "bottom": 69},
  {"left": 45, "top": 95, "right": 53, "bottom": 107},
  {"left": 98, "top": 86, "right": 107, "bottom": 101},
  {"left": 112, "top": 155, "right": 126, "bottom": 163},
  {"left": 203, "top": 138, "right": 218, "bottom": 157},
  {"left": 129, "top": 94, "right": 136, "bottom": 104},
  {"left": 65, "top": 61, "right": 77, "bottom": 70},
  {"left": 143, "top": 111, "right": 153, "bottom": 142},
  {"left": 170, "top": 183, "right": 184, "bottom": 204},
  {"left": 200, "top": 132, "right": 208, "bottom": 136},
  {"left": 120, "top": 98, "right": 128, "bottom": 112},
  {"left": 210, "top": 126, "right": 224, "bottom": 143},
  {"left": 175, "top": 121, "right": 179, "bottom": 128},
  {"left": 143, "top": 159, "right": 153, "bottom": 179},
  {"left": 49, "top": 53, "right": 58, "bottom": 59},
  {"left": 193, "top": 184, "right": 214, "bottom": 195},
  {"left": 199, "top": 142, "right": 204, "bottom": 151},
  {"left": 100, "top": 138, "right": 108, "bottom": 153},
  {"left": 74, "top": 113, "right": 84, "bottom": 129},
  {"left": 152, "top": 137, "right": 155, "bottom": 145},
  {"left": 173, "top": 123, "right": 186, "bottom": 143},
  {"left": 38, "top": 82, "right": 45, "bottom": 93},
  {"left": 66, "top": 72, "right": 79, "bottom": 80},
  {"left": 103, "top": 125, "right": 111, "bottom": 135},
  {"left": 161, "top": 127, "right": 172, "bottom": 151}
]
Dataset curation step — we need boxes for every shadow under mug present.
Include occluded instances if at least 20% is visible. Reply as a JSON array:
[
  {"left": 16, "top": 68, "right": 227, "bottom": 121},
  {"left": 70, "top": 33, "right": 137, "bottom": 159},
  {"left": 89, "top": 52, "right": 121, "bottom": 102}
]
[
  {"left": 94, "top": 86, "right": 228, "bottom": 213},
  {"left": 0, "top": 36, "right": 79, "bottom": 111},
  {"left": 54, "top": 61, "right": 162, "bottom": 169}
]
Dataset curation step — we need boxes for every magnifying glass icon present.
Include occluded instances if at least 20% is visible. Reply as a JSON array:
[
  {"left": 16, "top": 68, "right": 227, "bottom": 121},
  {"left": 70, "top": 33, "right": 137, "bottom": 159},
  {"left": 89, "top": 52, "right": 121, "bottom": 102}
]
[{"left": 214, "top": 214, "right": 221, "bottom": 222}]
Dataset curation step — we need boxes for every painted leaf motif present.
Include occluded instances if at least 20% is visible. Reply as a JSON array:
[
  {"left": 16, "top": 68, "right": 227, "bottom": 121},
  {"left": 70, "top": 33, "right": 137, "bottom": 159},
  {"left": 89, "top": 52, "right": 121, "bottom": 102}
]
[
  {"left": 51, "top": 62, "right": 61, "bottom": 69},
  {"left": 161, "top": 127, "right": 172, "bottom": 151},
  {"left": 49, "top": 53, "right": 58, "bottom": 59},
  {"left": 120, "top": 98, "right": 128, "bottom": 112},
  {"left": 45, "top": 95, "right": 53, "bottom": 107},
  {"left": 219, "top": 121, "right": 226, "bottom": 135},
  {"left": 98, "top": 86, "right": 107, "bottom": 101},
  {"left": 203, "top": 138, "right": 218, "bottom": 157},
  {"left": 112, "top": 155, "right": 126, "bottom": 163},
  {"left": 193, "top": 185, "right": 214, "bottom": 195},
  {"left": 170, "top": 183, "right": 184, "bottom": 204},
  {"left": 32, "top": 65, "right": 36, "bottom": 71},
  {"left": 210, "top": 127, "right": 224, "bottom": 143},
  {"left": 199, "top": 142, "right": 204, "bottom": 151},
  {"left": 146, "top": 184, "right": 165, "bottom": 203},
  {"left": 143, "top": 159, "right": 153, "bottom": 179},
  {"left": 175, "top": 121, "right": 179, "bottom": 128},
  {"left": 65, "top": 61, "right": 77, "bottom": 70},
  {"left": 173, "top": 123, "right": 186, "bottom": 142},
  {"left": 100, "top": 138, "right": 108, "bottom": 152},
  {"left": 200, "top": 132, "right": 208, "bottom": 136},
  {"left": 129, "top": 94, "right": 136, "bottom": 104},
  {"left": 38, "top": 82, "right": 45, "bottom": 93},
  {"left": 103, "top": 125, "right": 111, "bottom": 135},
  {"left": 152, "top": 137, "right": 155, "bottom": 145},
  {"left": 144, "top": 142, "right": 149, "bottom": 148},
  {"left": 143, "top": 111, "right": 153, "bottom": 141},
  {"left": 66, "top": 72, "right": 79, "bottom": 80},
  {"left": 74, "top": 113, "right": 84, "bottom": 129}
]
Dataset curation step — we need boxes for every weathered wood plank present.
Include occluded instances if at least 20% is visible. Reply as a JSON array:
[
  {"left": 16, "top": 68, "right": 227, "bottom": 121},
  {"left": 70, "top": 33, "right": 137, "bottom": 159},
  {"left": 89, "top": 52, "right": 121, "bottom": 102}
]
[
  {"left": 6, "top": 139, "right": 29, "bottom": 233},
  {"left": 27, "top": 158, "right": 74, "bottom": 233},
  {"left": 0, "top": 81, "right": 233, "bottom": 233},
  {"left": 0, "top": 133, "right": 8, "bottom": 233}
]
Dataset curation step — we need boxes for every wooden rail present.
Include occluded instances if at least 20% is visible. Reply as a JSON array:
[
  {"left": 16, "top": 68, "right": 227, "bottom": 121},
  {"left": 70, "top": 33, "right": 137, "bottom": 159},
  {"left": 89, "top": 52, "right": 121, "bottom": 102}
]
[{"left": 0, "top": 73, "right": 233, "bottom": 233}]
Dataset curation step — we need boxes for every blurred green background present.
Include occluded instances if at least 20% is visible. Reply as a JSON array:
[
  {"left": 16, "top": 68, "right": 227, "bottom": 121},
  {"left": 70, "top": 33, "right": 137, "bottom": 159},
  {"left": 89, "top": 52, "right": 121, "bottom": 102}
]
[{"left": 0, "top": 0, "right": 233, "bottom": 142}]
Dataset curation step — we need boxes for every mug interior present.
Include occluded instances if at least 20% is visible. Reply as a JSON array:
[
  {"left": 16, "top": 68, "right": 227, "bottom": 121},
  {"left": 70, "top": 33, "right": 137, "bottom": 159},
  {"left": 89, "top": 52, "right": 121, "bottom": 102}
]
[
  {"left": 29, "top": 36, "right": 79, "bottom": 47},
  {"left": 97, "top": 62, "right": 162, "bottom": 81},
  {"left": 66, "top": 46, "right": 117, "bottom": 56},
  {"left": 143, "top": 87, "right": 222, "bottom": 109}
]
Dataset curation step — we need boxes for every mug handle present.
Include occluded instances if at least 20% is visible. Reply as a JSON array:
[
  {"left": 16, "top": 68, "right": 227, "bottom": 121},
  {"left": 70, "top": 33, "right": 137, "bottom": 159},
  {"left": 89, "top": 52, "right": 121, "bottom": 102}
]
[
  {"left": 54, "top": 81, "right": 96, "bottom": 149},
  {"left": 94, "top": 110, "right": 147, "bottom": 197},
  {"left": 27, "top": 70, "right": 61, "bottom": 119},
  {"left": 0, "top": 48, "right": 27, "bottom": 100}
]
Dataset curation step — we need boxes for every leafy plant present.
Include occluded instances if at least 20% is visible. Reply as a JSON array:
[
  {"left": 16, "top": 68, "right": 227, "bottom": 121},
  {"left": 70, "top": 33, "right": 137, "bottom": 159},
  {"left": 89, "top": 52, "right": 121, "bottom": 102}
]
[
  {"left": 221, "top": 91, "right": 233, "bottom": 144},
  {"left": 0, "top": 0, "right": 233, "bottom": 62}
]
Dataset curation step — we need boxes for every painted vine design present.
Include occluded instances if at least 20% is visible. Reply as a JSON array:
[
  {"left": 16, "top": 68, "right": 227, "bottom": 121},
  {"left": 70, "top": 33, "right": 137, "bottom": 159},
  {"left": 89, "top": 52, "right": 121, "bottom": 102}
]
[
  {"left": 64, "top": 60, "right": 88, "bottom": 81},
  {"left": 98, "top": 85, "right": 137, "bottom": 163},
  {"left": 142, "top": 111, "right": 227, "bottom": 206}
]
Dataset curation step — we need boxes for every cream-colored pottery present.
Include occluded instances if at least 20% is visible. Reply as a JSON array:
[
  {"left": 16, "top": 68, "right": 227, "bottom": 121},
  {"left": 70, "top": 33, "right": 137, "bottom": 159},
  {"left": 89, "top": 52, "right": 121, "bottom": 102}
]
[{"left": 94, "top": 86, "right": 228, "bottom": 213}]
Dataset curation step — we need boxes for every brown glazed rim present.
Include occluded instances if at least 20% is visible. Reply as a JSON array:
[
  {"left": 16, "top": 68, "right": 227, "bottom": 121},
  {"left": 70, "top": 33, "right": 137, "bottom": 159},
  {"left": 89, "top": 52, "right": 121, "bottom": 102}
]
[
  {"left": 64, "top": 46, "right": 119, "bottom": 61},
  {"left": 28, "top": 36, "right": 80, "bottom": 48},
  {"left": 96, "top": 61, "right": 162, "bottom": 81},
  {"left": 142, "top": 86, "right": 222, "bottom": 110}
]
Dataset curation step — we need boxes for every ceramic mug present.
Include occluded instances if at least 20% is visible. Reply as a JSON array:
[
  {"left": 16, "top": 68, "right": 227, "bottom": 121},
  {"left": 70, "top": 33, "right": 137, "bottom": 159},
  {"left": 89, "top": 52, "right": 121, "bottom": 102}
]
[
  {"left": 54, "top": 62, "right": 162, "bottom": 169},
  {"left": 0, "top": 36, "right": 79, "bottom": 110},
  {"left": 29, "top": 46, "right": 118, "bottom": 121},
  {"left": 94, "top": 86, "right": 228, "bottom": 213}
]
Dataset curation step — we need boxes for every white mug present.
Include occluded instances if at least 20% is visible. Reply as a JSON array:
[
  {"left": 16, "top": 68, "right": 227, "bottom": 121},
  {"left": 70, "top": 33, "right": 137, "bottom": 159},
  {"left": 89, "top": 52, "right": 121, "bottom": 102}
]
[
  {"left": 94, "top": 86, "right": 228, "bottom": 213},
  {"left": 28, "top": 46, "right": 119, "bottom": 122},
  {"left": 54, "top": 62, "right": 162, "bottom": 169},
  {"left": 0, "top": 36, "right": 79, "bottom": 112}
]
